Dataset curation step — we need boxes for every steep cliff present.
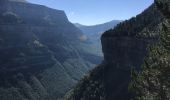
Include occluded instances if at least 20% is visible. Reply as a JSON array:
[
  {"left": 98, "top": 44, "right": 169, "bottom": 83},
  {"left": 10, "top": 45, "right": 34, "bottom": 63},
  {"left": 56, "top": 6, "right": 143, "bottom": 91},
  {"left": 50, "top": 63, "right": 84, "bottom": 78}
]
[
  {"left": 66, "top": 4, "right": 164, "bottom": 100},
  {"left": 0, "top": 1, "right": 102, "bottom": 100}
]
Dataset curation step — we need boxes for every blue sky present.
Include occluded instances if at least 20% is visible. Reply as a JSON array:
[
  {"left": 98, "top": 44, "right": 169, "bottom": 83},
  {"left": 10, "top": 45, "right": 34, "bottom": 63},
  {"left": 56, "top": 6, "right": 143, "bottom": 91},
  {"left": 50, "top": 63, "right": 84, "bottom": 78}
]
[{"left": 27, "top": 0, "right": 154, "bottom": 25}]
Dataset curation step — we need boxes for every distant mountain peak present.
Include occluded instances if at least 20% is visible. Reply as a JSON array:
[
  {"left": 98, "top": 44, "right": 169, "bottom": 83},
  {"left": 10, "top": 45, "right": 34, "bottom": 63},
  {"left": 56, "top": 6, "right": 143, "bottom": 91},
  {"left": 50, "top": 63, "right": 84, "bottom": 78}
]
[{"left": 75, "top": 20, "right": 122, "bottom": 28}]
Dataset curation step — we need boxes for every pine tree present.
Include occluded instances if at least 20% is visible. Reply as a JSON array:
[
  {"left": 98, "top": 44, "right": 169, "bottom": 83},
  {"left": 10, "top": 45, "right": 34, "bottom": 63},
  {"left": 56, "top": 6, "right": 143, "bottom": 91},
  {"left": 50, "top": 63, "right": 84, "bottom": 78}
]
[{"left": 129, "top": 0, "right": 170, "bottom": 100}]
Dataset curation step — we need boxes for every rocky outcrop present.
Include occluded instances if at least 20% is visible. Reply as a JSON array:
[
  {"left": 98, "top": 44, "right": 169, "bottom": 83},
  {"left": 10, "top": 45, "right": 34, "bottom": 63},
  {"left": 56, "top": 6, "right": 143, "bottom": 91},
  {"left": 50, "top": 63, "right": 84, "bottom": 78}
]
[
  {"left": 101, "top": 37, "right": 152, "bottom": 70},
  {"left": 101, "top": 37, "right": 153, "bottom": 100},
  {"left": 99, "top": 37, "right": 150, "bottom": 99}
]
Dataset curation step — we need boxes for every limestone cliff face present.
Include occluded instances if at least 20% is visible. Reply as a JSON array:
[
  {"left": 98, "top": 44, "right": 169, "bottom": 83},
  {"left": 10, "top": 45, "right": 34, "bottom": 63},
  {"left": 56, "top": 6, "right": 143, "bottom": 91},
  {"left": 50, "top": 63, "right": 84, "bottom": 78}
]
[
  {"left": 101, "top": 37, "right": 150, "bottom": 70},
  {"left": 101, "top": 36, "right": 154, "bottom": 100}
]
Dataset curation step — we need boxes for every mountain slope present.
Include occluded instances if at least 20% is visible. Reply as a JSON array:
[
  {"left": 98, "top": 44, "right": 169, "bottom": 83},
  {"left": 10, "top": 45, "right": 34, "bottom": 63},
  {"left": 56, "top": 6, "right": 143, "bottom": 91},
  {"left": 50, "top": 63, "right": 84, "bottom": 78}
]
[
  {"left": 0, "top": 1, "right": 102, "bottom": 100},
  {"left": 75, "top": 20, "right": 121, "bottom": 36},
  {"left": 65, "top": 4, "right": 163, "bottom": 100},
  {"left": 74, "top": 20, "right": 121, "bottom": 56}
]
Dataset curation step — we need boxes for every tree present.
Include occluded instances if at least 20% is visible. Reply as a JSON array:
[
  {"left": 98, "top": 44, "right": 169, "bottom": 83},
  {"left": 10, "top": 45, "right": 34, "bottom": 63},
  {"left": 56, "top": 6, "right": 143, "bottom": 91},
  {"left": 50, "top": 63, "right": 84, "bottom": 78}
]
[{"left": 129, "top": 0, "right": 170, "bottom": 100}]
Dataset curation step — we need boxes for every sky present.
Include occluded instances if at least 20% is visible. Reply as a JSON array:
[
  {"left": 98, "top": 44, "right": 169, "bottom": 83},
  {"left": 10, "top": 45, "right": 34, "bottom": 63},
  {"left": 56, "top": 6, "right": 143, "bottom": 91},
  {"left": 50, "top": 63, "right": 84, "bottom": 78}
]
[{"left": 27, "top": 0, "right": 154, "bottom": 25}]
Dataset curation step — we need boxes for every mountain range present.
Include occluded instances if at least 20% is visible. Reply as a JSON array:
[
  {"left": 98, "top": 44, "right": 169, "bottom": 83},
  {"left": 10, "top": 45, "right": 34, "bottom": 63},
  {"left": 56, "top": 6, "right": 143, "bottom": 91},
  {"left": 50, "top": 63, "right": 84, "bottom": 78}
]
[
  {"left": 75, "top": 20, "right": 121, "bottom": 37},
  {"left": 74, "top": 20, "right": 121, "bottom": 56},
  {"left": 0, "top": 0, "right": 164, "bottom": 100},
  {"left": 0, "top": 0, "right": 102, "bottom": 99}
]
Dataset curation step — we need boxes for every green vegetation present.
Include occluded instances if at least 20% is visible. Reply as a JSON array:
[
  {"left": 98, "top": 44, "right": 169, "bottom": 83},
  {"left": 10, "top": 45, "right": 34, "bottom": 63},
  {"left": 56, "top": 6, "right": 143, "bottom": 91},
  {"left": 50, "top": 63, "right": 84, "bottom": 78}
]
[
  {"left": 63, "top": 64, "right": 106, "bottom": 100},
  {"left": 0, "top": 1, "right": 102, "bottom": 100},
  {"left": 102, "top": 4, "right": 162, "bottom": 38},
  {"left": 65, "top": 1, "right": 164, "bottom": 100},
  {"left": 130, "top": 0, "right": 170, "bottom": 99}
]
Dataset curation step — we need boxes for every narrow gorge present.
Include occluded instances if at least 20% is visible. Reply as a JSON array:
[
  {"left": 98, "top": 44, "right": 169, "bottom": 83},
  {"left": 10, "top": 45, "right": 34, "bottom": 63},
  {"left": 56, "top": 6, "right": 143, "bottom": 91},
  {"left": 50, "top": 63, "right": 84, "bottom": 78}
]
[{"left": 66, "top": 3, "right": 164, "bottom": 100}]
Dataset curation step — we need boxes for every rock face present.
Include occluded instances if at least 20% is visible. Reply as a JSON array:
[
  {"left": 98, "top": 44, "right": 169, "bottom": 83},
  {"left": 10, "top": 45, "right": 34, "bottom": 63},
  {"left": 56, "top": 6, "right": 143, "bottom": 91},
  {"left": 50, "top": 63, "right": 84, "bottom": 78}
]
[
  {"left": 66, "top": 4, "right": 163, "bottom": 100},
  {"left": 101, "top": 37, "right": 153, "bottom": 100},
  {"left": 0, "top": 1, "right": 102, "bottom": 100},
  {"left": 101, "top": 37, "right": 150, "bottom": 70}
]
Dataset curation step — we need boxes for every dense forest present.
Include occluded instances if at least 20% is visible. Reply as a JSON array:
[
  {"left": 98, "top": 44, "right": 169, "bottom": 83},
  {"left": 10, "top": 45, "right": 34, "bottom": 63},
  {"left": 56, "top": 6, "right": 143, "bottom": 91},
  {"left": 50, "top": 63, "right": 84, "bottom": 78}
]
[
  {"left": 102, "top": 4, "right": 162, "bottom": 38},
  {"left": 130, "top": 0, "right": 170, "bottom": 99}
]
